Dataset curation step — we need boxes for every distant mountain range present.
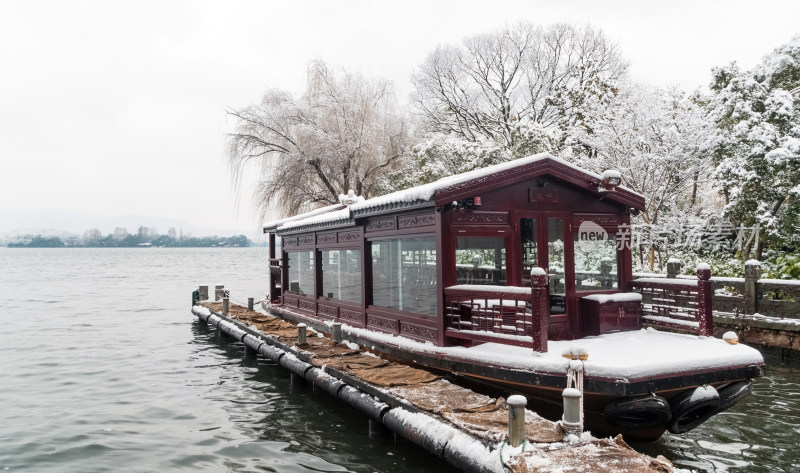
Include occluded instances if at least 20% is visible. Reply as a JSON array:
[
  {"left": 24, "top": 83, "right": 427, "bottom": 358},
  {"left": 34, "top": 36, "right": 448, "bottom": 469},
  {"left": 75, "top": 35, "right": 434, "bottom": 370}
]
[{"left": 0, "top": 210, "right": 260, "bottom": 239}]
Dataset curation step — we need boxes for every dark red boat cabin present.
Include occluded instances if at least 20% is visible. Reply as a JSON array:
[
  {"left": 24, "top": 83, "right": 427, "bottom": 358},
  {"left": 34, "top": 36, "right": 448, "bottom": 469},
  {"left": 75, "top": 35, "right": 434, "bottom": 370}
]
[{"left": 264, "top": 153, "right": 646, "bottom": 350}]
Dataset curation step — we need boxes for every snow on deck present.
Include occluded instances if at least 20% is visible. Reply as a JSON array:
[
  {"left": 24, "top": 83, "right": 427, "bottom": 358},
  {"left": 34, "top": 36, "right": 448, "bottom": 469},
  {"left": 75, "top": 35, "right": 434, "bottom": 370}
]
[{"left": 345, "top": 325, "right": 764, "bottom": 382}]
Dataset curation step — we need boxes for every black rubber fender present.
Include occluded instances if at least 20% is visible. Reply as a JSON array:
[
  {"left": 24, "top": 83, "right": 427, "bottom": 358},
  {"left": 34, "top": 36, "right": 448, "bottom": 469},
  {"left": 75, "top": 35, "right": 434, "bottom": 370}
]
[
  {"left": 258, "top": 343, "right": 284, "bottom": 363},
  {"left": 603, "top": 394, "right": 672, "bottom": 429},
  {"left": 718, "top": 381, "right": 753, "bottom": 412},
  {"left": 278, "top": 354, "right": 313, "bottom": 378},
  {"left": 338, "top": 385, "right": 390, "bottom": 422},
  {"left": 667, "top": 385, "right": 721, "bottom": 434},
  {"left": 306, "top": 369, "right": 347, "bottom": 397}
]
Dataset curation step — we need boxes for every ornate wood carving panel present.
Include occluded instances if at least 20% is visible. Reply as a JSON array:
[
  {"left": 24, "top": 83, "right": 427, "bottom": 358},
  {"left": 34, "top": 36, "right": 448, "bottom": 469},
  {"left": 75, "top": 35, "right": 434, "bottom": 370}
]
[
  {"left": 366, "top": 218, "right": 395, "bottom": 233},
  {"left": 397, "top": 214, "right": 435, "bottom": 229},
  {"left": 298, "top": 300, "right": 316, "bottom": 312},
  {"left": 317, "top": 233, "right": 336, "bottom": 244},
  {"left": 367, "top": 315, "right": 398, "bottom": 332},
  {"left": 283, "top": 237, "right": 298, "bottom": 247},
  {"left": 298, "top": 234, "right": 314, "bottom": 246},
  {"left": 337, "top": 232, "right": 362, "bottom": 243},
  {"left": 452, "top": 211, "right": 509, "bottom": 225},
  {"left": 572, "top": 214, "right": 623, "bottom": 226},
  {"left": 318, "top": 304, "right": 338, "bottom": 318},
  {"left": 399, "top": 323, "right": 437, "bottom": 341},
  {"left": 339, "top": 309, "right": 363, "bottom": 323},
  {"left": 283, "top": 296, "right": 299, "bottom": 308}
]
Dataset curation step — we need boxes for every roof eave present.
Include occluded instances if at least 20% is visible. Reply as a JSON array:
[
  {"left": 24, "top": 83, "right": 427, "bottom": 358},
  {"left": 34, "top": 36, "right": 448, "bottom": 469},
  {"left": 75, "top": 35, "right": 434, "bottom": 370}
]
[{"left": 433, "top": 156, "right": 646, "bottom": 211}]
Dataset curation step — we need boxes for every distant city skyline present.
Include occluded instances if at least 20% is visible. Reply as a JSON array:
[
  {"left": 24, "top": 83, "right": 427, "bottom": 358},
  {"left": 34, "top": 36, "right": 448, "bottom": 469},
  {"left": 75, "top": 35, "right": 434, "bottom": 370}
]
[{"left": 2, "top": 0, "right": 798, "bottom": 233}]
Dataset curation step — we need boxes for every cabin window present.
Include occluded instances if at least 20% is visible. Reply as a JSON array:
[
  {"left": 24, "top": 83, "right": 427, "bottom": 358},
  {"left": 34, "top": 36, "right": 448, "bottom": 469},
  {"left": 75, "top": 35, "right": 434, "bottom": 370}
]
[
  {"left": 574, "top": 228, "right": 618, "bottom": 291},
  {"left": 371, "top": 237, "right": 437, "bottom": 317},
  {"left": 547, "top": 217, "right": 566, "bottom": 314},
  {"left": 520, "top": 218, "right": 538, "bottom": 284},
  {"left": 455, "top": 237, "right": 507, "bottom": 286},
  {"left": 321, "top": 249, "right": 362, "bottom": 304},
  {"left": 287, "top": 250, "right": 314, "bottom": 295}
]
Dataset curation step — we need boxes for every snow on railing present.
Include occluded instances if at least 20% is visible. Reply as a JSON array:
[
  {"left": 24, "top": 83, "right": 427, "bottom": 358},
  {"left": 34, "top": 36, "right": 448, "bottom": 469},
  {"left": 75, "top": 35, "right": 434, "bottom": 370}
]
[{"left": 629, "top": 264, "right": 714, "bottom": 336}]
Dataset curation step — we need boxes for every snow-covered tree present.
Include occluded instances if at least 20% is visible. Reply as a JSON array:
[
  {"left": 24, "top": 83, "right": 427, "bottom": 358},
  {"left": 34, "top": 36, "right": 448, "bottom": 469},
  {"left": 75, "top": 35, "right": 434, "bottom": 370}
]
[
  {"left": 576, "top": 84, "right": 714, "bottom": 226},
  {"left": 227, "top": 61, "right": 410, "bottom": 218},
  {"left": 708, "top": 36, "right": 800, "bottom": 259},
  {"left": 410, "top": 23, "right": 627, "bottom": 156},
  {"left": 572, "top": 83, "right": 714, "bottom": 270},
  {"left": 377, "top": 133, "right": 511, "bottom": 193}
]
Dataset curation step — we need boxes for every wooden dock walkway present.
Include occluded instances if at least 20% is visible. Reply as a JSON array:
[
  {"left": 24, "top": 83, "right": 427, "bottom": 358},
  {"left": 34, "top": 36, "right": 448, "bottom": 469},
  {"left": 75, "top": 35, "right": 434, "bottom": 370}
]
[{"left": 192, "top": 301, "right": 679, "bottom": 473}]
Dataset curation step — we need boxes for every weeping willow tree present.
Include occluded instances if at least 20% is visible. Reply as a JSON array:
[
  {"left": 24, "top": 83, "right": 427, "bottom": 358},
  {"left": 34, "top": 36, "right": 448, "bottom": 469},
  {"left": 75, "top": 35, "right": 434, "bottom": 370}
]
[{"left": 227, "top": 61, "right": 409, "bottom": 220}]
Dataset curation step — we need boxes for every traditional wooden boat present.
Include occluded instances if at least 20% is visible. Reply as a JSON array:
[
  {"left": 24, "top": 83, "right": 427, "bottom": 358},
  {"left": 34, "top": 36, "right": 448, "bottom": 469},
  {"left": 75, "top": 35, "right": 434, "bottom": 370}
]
[{"left": 262, "top": 153, "right": 764, "bottom": 440}]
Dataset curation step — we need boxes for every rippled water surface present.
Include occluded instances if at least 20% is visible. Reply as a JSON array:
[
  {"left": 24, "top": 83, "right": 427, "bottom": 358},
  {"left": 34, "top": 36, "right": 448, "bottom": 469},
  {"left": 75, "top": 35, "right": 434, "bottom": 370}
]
[{"left": 0, "top": 248, "right": 797, "bottom": 472}]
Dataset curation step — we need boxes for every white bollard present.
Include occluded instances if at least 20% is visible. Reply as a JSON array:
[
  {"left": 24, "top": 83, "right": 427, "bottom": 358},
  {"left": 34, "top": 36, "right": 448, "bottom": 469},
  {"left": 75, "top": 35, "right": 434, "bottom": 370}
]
[
  {"left": 507, "top": 395, "right": 527, "bottom": 447},
  {"left": 562, "top": 388, "right": 582, "bottom": 437},
  {"left": 297, "top": 323, "right": 307, "bottom": 345},
  {"left": 222, "top": 297, "right": 229, "bottom": 316},
  {"left": 198, "top": 285, "right": 209, "bottom": 301},
  {"left": 215, "top": 284, "right": 225, "bottom": 301},
  {"left": 247, "top": 297, "right": 254, "bottom": 311}
]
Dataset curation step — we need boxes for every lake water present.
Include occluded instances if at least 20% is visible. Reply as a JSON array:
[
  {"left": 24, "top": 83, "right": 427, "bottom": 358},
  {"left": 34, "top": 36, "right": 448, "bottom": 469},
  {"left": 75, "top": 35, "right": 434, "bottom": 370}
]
[{"left": 0, "top": 247, "right": 797, "bottom": 472}]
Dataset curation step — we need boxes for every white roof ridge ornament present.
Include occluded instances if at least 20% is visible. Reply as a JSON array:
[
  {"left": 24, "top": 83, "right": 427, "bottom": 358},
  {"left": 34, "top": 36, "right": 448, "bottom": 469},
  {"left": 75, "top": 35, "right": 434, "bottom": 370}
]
[{"left": 339, "top": 189, "right": 365, "bottom": 206}]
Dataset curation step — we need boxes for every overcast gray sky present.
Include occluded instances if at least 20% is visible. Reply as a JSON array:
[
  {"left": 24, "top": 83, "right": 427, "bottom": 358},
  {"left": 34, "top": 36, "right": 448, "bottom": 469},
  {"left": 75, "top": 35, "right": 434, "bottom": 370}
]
[{"left": 2, "top": 0, "right": 798, "bottom": 235}]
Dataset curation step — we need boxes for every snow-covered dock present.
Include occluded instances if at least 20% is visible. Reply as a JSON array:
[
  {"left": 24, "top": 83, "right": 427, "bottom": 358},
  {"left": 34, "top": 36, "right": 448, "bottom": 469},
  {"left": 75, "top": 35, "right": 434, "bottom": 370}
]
[{"left": 192, "top": 301, "right": 683, "bottom": 473}]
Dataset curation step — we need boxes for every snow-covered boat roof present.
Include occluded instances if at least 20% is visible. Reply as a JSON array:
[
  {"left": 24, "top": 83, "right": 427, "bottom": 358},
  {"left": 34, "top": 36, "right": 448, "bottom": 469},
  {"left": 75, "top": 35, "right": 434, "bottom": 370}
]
[{"left": 264, "top": 153, "right": 646, "bottom": 234}]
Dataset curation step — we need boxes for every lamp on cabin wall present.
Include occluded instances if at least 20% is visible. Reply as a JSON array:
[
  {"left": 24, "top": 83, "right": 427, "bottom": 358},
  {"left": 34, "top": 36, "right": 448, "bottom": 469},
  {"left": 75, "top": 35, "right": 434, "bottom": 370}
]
[
  {"left": 598, "top": 170, "right": 622, "bottom": 193},
  {"left": 445, "top": 196, "right": 482, "bottom": 211}
]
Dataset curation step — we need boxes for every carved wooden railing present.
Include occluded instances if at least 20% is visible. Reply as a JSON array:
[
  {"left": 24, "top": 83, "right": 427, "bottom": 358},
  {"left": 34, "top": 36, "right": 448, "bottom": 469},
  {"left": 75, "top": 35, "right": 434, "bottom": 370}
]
[
  {"left": 629, "top": 266, "right": 714, "bottom": 336},
  {"left": 444, "top": 269, "right": 549, "bottom": 352}
]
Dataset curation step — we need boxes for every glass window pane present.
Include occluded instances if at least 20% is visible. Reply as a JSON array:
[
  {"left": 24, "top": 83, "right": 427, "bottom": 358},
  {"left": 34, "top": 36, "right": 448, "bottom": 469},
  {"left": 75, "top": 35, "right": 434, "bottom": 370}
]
[
  {"left": 287, "top": 251, "right": 314, "bottom": 295},
  {"left": 455, "top": 237, "right": 507, "bottom": 286},
  {"left": 521, "top": 218, "right": 538, "bottom": 284},
  {"left": 574, "top": 229, "right": 618, "bottom": 291},
  {"left": 322, "top": 249, "right": 362, "bottom": 304},
  {"left": 547, "top": 218, "right": 566, "bottom": 314},
  {"left": 371, "top": 237, "right": 437, "bottom": 317}
]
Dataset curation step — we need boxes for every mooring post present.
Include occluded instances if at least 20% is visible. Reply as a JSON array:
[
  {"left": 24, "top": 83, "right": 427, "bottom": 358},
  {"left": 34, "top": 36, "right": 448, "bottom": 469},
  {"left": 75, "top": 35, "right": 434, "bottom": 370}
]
[
  {"left": 507, "top": 395, "right": 527, "bottom": 447},
  {"left": 215, "top": 284, "right": 225, "bottom": 301},
  {"left": 247, "top": 297, "right": 254, "bottom": 311},
  {"left": 562, "top": 388, "right": 582, "bottom": 438},
  {"left": 744, "top": 260, "right": 762, "bottom": 315},
  {"left": 222, "top": 297, "right": 229, "bottom": 316},
  {"left": 332, "top": 322, "right": 342, "bottom": 343},
  {"left": 297, "top": 323, "right": 307, "bottom": 345},
  {"left": 666, "top": 259, "right": 682, "bottom": 278},
  {"left": 199, "top": 285, "right": 209, "bottom": 301}
]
